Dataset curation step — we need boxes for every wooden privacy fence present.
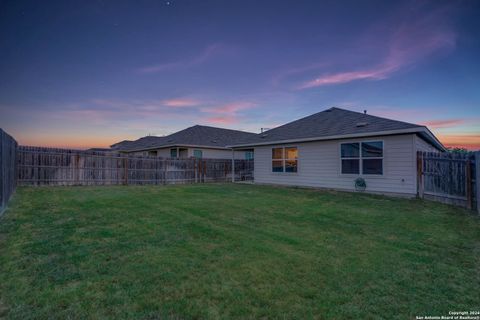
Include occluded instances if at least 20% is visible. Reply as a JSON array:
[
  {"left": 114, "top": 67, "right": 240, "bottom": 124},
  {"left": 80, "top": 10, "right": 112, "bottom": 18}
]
[
  {"left": 0, "top": 129, "right": 18, "bottom": 215},
  {"left": 417, "top": 151, "right": 479, "bottom": 212},
  {"left": 17, "top": 146, "right": 254, "bottom": 186}
]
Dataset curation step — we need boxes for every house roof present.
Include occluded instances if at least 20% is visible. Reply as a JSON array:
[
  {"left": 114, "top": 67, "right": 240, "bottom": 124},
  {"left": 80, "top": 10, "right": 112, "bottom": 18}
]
[
  {"left": 229, "top": 107, "right": 445, "bottom": 151},
  {"left": 116, "top": 125, "right": 257, "bottom": 152}
]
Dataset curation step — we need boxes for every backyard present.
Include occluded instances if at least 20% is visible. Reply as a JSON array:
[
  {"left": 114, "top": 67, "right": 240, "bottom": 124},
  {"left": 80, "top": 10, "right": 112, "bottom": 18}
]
[{"left": 0, "top": 184, "right": 479, "bottom": 319}]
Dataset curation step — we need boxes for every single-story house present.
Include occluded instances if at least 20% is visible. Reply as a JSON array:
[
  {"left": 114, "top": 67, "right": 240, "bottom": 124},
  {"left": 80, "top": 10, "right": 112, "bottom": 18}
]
[
  {"left": 229, "top": 107, "right": 445, "bottom": 197},
  {"left": 112, "top": 125, "right": 256, "bottom": 160}
]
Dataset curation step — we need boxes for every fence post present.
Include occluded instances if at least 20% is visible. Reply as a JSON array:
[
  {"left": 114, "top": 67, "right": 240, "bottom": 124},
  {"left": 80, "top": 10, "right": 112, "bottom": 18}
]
[
  {"left": 123, "top": 157, "right": 128, "bottom": 185},
  {"left": 202, "top": 160, "right": 206, "bottom": 183},
  {"left": 466, "top": 159, "right": 472, "bottom": 210},
  {"left": 416, "top": 151, "right": 424, "bottom": 198},
  {"left": 475, "top": 152, "right": 480, "bottom": 214},
  {"left": 194, "top": 158, "right": 198, "bottom": 183},
  {"left": 74, "top": 154, "right": 80, "bottom": 185}
]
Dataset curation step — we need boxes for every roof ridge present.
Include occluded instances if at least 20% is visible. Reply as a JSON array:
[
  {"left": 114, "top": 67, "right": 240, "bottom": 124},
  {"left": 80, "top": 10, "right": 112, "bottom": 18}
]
[
  {"left": 190, "top": 124, "right": 257, "bottom": 135},
  {"left": 330, "top": 107, "right": 423, "bottom": 128}
]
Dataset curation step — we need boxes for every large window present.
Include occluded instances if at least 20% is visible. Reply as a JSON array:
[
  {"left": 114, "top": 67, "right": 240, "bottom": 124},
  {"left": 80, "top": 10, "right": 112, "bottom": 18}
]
[
  {"left": 170, "top": 148, "right": 177, "bottom": 158},
  {"left": 341, "top": 141, "right": 383, "bottom": 175},
  {"left": 272, "top": 147, "right": 298, "bottom": 172}
]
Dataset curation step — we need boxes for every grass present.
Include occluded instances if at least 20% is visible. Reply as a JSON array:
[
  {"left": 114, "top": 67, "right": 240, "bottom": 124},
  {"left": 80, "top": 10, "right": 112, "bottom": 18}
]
[{"left": 0, "top": 184, "right": 479, "bottom": 319}]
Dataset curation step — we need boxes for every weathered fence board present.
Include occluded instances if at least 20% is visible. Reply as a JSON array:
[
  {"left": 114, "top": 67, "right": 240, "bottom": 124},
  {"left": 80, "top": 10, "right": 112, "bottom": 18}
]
[
  {"left": 0, "top": 129, "right": 18, "bottom": 215},
  {"left": 17, "top": 146, "right": 253, "bottom": 186},
  {"left": 417, "top": 151, "right": 477, "bottom": 211}
]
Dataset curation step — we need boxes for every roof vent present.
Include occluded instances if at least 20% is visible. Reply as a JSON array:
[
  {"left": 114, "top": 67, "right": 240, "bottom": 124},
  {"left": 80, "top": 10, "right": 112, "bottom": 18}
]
[
  {"left": 356, "top": 122, "right": 368, "bottom": 127},
  {"left": 211, "top": 140, "right": 218, "bottom": 143},
  {"left": 261, "top": 134, "right": 268, "bottom": 138}
]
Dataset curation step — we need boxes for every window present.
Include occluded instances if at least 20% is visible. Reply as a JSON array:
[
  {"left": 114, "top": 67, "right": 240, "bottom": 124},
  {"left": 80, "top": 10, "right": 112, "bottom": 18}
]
[
  {"left": 341, "top": 143, "right": 360, "bottom": 174},
  {"left": 148, "top": 150, "right": 158, "bottom": 157},
  {"left": 341, "top": 141, "right": 383, "bottom": 175},
  {"left": 362, "top": 141, "right": 383, "bottom": 174},
  {"left": 193, "top": 149, "right": 203, "bottom": 159},
  {"left": 245, "top": 151, "right": 254, "bottom": 160},
  {"left": 170, "top": 148, "right": 177, "bottom": 158},
  {"left": 272, "top": 147, "right": 298, "bottom": 173}
]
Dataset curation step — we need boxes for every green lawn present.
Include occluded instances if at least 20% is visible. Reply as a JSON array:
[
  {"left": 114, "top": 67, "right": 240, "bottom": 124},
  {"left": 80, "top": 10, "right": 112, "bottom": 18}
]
[{"left": 0, "top": 184, "right": 479, "bottom": 319}]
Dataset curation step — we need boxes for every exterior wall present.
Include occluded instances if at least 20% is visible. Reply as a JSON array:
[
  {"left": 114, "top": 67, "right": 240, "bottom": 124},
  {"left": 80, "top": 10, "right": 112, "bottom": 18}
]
[
  {"left": 414, "top": 135, "right": 439, "bottom": 153},
  {"left": 253, "top": 134, "right": 418, "bottom": 196},
  {"left": 190, "top": 148, "right": 249, "bottom": 159}
]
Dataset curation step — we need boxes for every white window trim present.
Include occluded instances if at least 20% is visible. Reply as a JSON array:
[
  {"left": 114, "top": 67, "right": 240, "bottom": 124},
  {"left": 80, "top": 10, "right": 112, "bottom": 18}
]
[
  {"left": 339, "top": 140, "right": 384, "bottom": 176},
  {"left": 272, "top": 146, "right": 298, "bottom": 173}
]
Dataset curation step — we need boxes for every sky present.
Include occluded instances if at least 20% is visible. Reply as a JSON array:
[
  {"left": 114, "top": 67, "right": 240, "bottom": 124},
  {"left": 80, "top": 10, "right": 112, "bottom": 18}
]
[{"left": 0, "top": 0, "right": 479, "bottom": 150}]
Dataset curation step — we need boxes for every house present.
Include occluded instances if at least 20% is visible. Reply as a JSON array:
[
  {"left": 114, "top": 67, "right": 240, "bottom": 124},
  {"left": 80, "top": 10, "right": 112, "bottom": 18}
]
[
  {"left": 229, "top": 107, "right": 445, "bottom": 197},
  {"left": 112, "top": 125, "right": 256, "bottom": 160}
]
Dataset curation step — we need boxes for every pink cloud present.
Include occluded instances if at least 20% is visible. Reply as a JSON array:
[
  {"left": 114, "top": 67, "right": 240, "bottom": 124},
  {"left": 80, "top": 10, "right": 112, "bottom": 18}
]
[
  {"left": 201, "top": 102, "right": 256, "bottom": 124},
  {"left": 162, "top": 98, "right": 200, "bottom": 107},
  {"left": 422, "top": 119, "right": 465, "bottom": 129},
  {"left": 201, "top": 102, "right": 255, "bottom": 114},
  {"left": 299, "top": 68, "right": 392, "bottom": 89},
  {"left": 137, "top": 44, "right": 227, "bottom": 74},
  {"left": 297, "top": 5, "right": 456, "bottom": 89},
  {"left": 205, "top": 116, "right": 238, "bottom": 124}
]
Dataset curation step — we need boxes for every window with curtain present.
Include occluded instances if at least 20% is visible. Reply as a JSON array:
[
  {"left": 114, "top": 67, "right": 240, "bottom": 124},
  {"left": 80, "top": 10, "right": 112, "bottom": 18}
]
[{"left": 272, "top": 147, "right": 298, "bottom": 172}]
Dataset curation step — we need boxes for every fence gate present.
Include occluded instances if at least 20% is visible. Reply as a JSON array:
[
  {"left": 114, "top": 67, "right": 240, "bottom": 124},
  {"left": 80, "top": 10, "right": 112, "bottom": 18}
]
[{"left": 417, "top": 151, "right": 477, "bottom": 211}]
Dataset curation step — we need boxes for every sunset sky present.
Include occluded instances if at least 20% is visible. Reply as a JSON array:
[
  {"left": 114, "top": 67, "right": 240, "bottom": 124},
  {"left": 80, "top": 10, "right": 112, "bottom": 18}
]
[{"left": 0, "top": 0, "right": 479, "bottom": 150}]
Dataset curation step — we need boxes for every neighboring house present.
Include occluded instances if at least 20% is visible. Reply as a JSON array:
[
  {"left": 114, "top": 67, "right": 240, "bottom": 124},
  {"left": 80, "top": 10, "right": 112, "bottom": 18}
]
[
  {"left": 229, "top": 107, "right": 445, "bottom": 197},
  {"left": 110, "top": 140, "right": 133, "bottom": 150},
  {"left": 112, "top": 125, "right": 256, "bottom": 160}
]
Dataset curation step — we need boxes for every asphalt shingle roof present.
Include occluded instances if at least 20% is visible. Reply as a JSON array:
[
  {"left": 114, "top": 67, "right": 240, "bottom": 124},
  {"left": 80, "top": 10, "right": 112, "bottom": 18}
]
[
  {"left": 117, "top": 125, "right": 257, "bottom": 152},
  {"left": 230, "top": 107, "right": 426, "bottom": 146}
]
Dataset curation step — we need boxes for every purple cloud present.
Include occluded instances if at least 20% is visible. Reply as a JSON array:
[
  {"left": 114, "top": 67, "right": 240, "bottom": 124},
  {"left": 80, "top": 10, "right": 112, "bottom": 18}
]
[{"left": 296, "top": 5, "right": 456, "bottom": 89}]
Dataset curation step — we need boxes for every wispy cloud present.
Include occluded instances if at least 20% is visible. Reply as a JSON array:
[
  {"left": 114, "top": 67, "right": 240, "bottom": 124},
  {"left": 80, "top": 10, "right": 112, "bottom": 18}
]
[
  {"left": 201, "top": 102, "right": 256, "bottom": 124},
  {"left": 296, "top": 5, "right": 456, "bottom": 89},
  {"left": 201, "top": 102, "right": 255, "bottom": 114},
  {"left": 422, "top": 119, "right": 465, "bottom": 129},
  {"left": 205, "top": 115, "right": 238, "bottom": 125},
  {"left": 137, "top": 44, "right": 228, "bottom": 74},
  {"left": 162, "top": 98, "right": 201, "bottom": 107},
  {"left": 45, "top": 98, "right": 257, "bottom": 131}
]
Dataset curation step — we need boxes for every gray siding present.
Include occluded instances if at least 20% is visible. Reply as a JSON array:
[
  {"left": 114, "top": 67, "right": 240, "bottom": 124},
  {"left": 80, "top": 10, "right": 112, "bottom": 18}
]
[
  {"left": 187, "top": 148, "right": 236, "bottom": 159},
  {"left": 414, "top": 135, "right": 439, "bottom": 152},
  {"left": 254, "top": 134, "right": 418, "bottom": 196}
]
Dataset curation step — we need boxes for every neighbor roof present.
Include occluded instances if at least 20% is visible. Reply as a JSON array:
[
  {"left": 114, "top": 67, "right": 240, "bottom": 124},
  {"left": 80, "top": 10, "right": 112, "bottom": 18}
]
[
  {"left": 229, "top": 107, "right": 445, "bottom": 151},
  {"left": 117, "top": 125, "right": 257, "bottom": 152}
]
